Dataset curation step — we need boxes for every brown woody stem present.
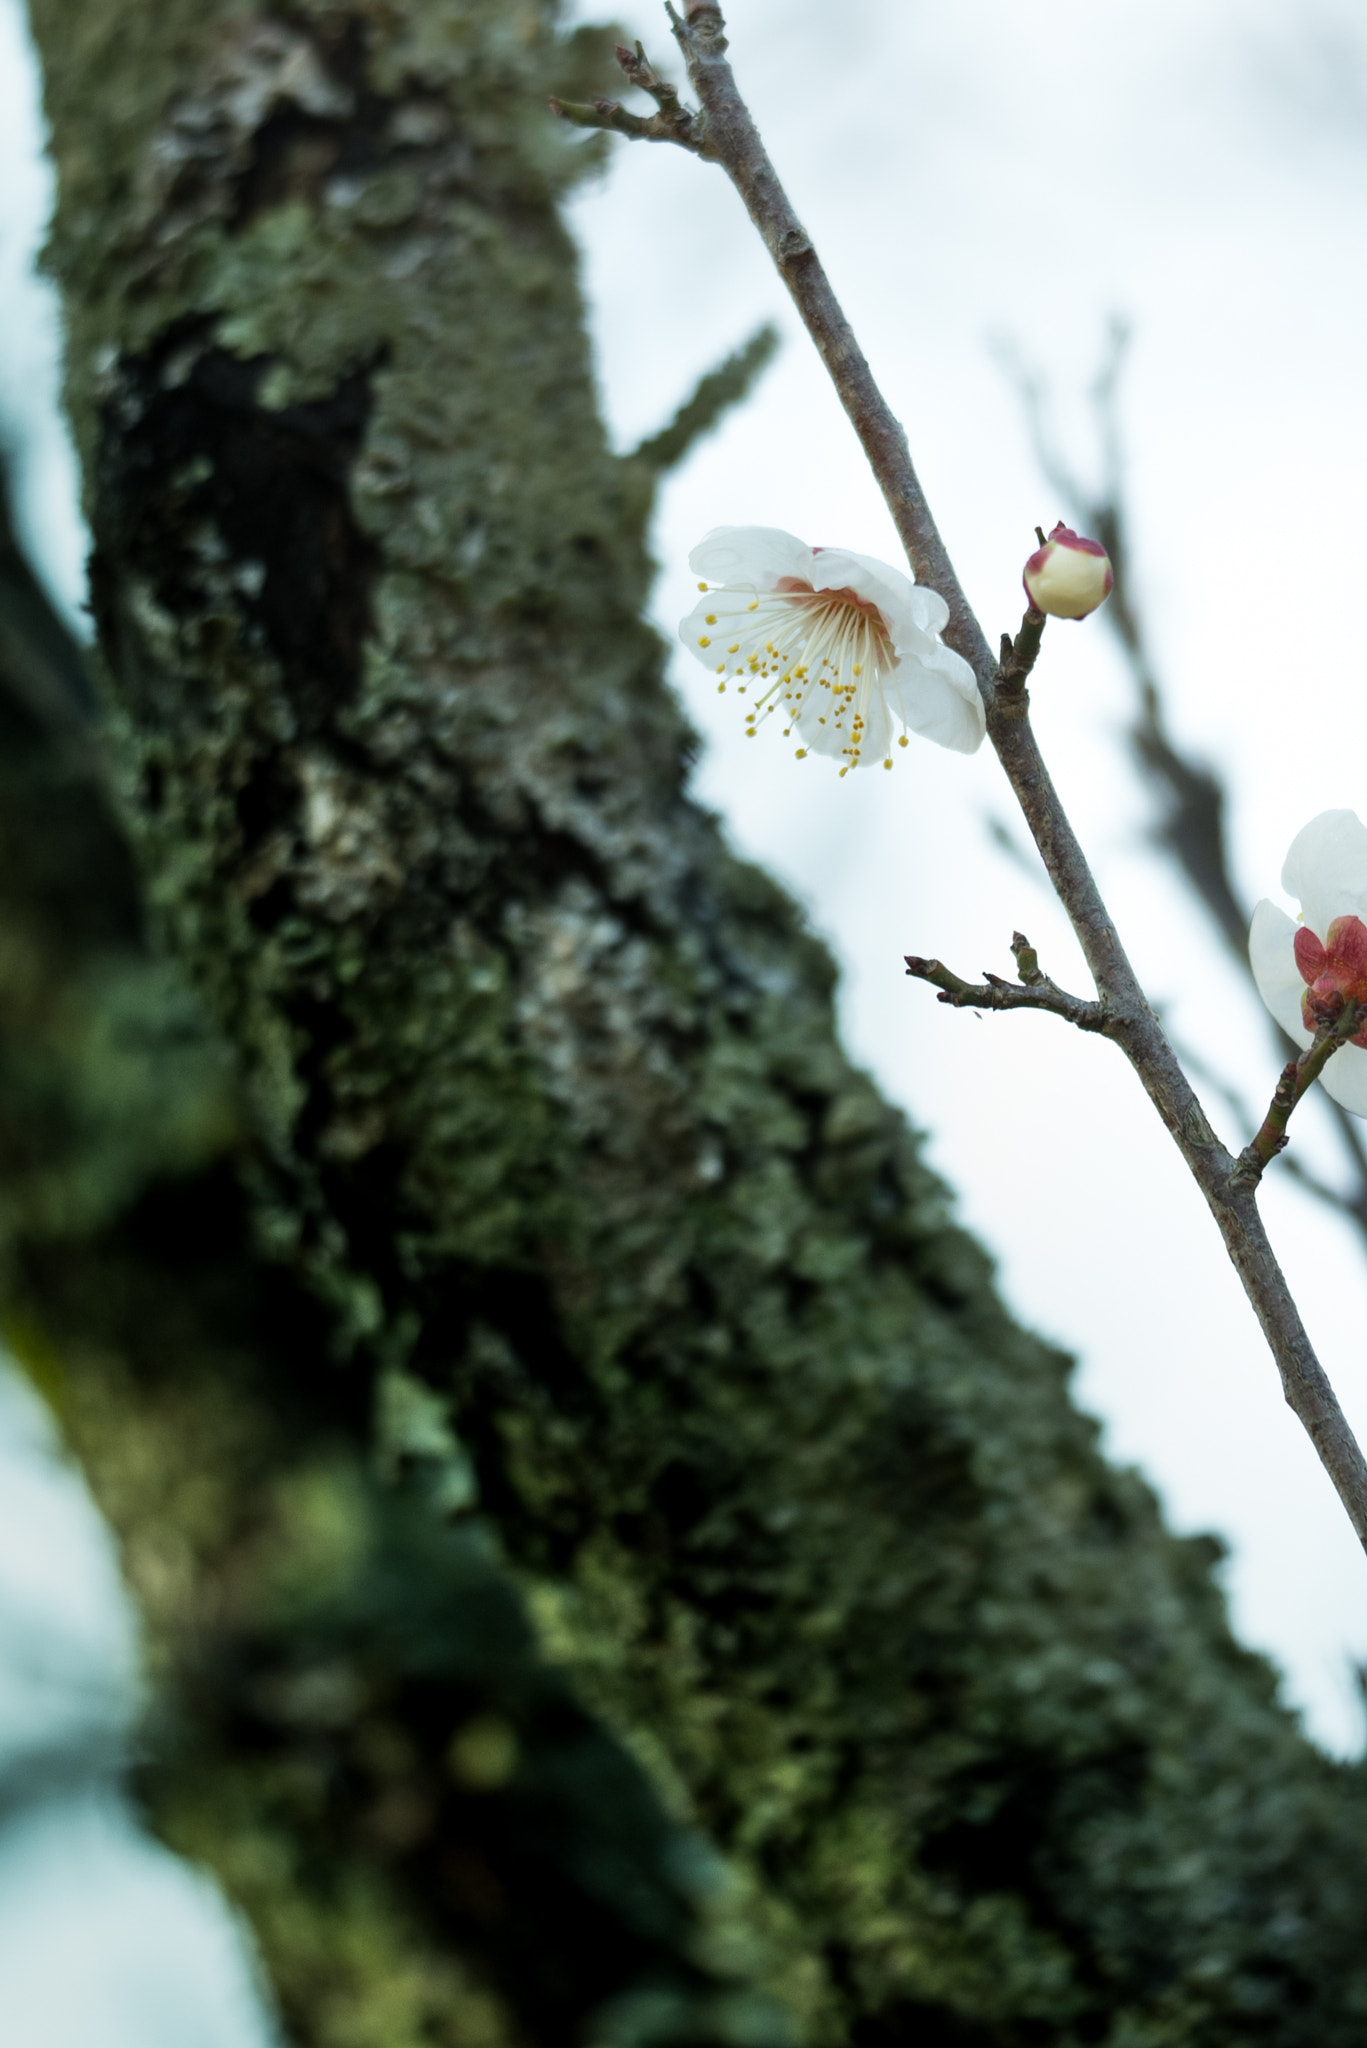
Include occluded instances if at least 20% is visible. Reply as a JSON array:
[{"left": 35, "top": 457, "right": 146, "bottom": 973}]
[
  {"left": 904, "top": 938, "right": 1108, "bottom": 1033},
  {"left": 1235, "top": 1002, "right": 1367, "bottom": 1190},
  {"left": 608, "top": 3, "right": 1367, "bottom": 1555}
]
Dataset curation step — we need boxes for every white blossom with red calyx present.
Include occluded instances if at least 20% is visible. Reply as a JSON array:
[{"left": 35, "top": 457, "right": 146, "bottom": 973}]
[
  {"left": 679, "top": 527, "right": 984, "bottom": 772},
  {"left": 1250, "top": 809, "right": 1367, "bottom": 1115},
  {"left": 1022, "top": 522, "right": 1114, "bottom": 620}
]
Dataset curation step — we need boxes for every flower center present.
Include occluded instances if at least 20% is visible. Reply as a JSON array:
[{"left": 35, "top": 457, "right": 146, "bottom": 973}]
[
  {"left": 774, "top": 578, "right": 894, "bottom": 662},
  {"left": 1295, "top": 915, "right": 1367, "bottom": 1044}
]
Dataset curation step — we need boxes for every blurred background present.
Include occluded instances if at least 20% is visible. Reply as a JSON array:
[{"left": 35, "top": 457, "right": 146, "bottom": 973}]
[{"left": 3, "top": 0, "right": 1367, "bottom": 2031}]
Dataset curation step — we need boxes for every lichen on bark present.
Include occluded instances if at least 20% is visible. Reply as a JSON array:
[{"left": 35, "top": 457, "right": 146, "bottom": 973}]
[{"left": 16, "top": 0, "right": 1367, "bottom": 2042}]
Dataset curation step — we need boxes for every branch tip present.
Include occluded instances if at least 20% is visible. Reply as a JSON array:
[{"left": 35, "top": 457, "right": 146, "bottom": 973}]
[
  {"left": 905, "top": 948, "right": 1104, "bottom": 1031},
  {"left": 630, "top": 322, "right": 780, "bottom": 476},
  {"left": 1010, "top": 932, "right": 1043, "bottom": 985}
]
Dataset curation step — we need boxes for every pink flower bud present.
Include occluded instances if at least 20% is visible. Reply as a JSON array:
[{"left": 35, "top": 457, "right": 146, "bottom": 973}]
[{"left": 1022, "top": 522, "right": 1114, "bottom": 621}]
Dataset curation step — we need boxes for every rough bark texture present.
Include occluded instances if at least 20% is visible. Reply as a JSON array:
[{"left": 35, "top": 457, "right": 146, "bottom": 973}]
[{"left": 14, "top": 1, "right": 1367, "bottom": 2042}]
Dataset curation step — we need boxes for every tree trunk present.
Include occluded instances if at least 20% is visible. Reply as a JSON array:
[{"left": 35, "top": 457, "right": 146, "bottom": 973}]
[{"left": 15, "top": 0, "right": 1367, "bottom": 2041}]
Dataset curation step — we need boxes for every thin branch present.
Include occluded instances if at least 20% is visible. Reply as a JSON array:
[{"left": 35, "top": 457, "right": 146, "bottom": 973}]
[
  {"left": 591, "top": 4, "right": 1367, "bottom": 1553},
  {"left": 550, "top": 37, "right": 708, "bottom": 153},
  {"left": 1234, "top": 1000, "right": 1367, "bottom": 1190},
  {"left": 999, "top": 606, "right": 1046, "bottom": 688},
  {"left": 629, "top": 323, "right": 779, "bottom": 474},
  {"left": 1006, "top": 331, "right": 1367, "bottom": 1233},
  {"left": 664, "top": 5, "right": 996, "bottom": 685},
  {"left": 999, "top": 326, "right": 1252, "bottom": 957},
  {"left": 549, "top": 91, "right": 705, "bottom": 151},
  {"left": 1170, "top": 1028, "right": 1364, "bottom": 1216},
  {"left": 905, "top": 932, "right": 1109, "bottom": 1032}
]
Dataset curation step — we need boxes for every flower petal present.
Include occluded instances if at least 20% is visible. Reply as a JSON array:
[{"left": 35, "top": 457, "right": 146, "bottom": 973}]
[
  {"left": 678, "top": 590, "right": 805, "bottom": 673},
  {"left": 850, "top": 683, "right": 893, "bottom": 768},
  {"left": 689, "top": 527, "right": 814, "bottom": 590},
  {"left": 888, "top": 644, "right": 986, "bottom": 754},
  {"left": 810, "top": 547, "right": 952, "bottom": 644},
  {"left": 808, "top": 547, "right": 912, "bottom": 622},
  {"left": 794, "top": 695, "right": 848, "bottom": 759},
  {"left": 1249, "top": 899, "right": 1313, "bottom": 1045},
  {"left": 1319, "top": 1043, "right": 1367, "bottom": 1117},
  {"left": 1281, "top": 810, "right": 1367, "bottom": 937}
]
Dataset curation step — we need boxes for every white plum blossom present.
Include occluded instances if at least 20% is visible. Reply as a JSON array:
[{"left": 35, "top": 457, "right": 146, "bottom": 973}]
[
  {"left": 1022, "top": 522, "right": 1114, "bottom": 621},
  {"left": 1250, "top": 809, "right": 1367, "bottom": 1116},
  {"left": 679, "top": 527, "right": 984, "bottom": 772}
]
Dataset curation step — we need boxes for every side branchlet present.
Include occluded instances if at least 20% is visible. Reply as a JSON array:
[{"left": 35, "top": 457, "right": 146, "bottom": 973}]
[
  {"left": 550, "top": 37, "right": 709, "bottom": 154},
  {"left": 904, "top": 934, "right": 1108, "bottom": 1034},
  {"left": 1233, "top": 997, "right": 1367, "bottom": 1191}
]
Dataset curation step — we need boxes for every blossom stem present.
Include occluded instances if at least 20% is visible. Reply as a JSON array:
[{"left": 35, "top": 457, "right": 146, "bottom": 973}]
[
  {"left": 610, "top": 3, "right": 1367, "bottom": 1553},
  {"left": 1236, "top": 1003, "right": 1367, "bottom": 1189}
]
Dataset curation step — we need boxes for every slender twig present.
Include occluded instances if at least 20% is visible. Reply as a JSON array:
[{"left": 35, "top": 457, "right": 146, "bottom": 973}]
[
  {"left": 905, "top": 933, "right": 1109, "bottom": 1032},
  {"left": 1233, "top": 1000, "right": 1367, "bottom": 1190},
  {"left": 1170, "top": 1028, "right": 1364, "bottom": 1211},
  {"left": 629, "top": 323, "right": 779, "bottom": 474},
  {"left": 1002, "top": 330, "right": 1367, "bottom": 1244},
  {"left": 582, "top": 7, "right": 1367, "bottom": 1553},
  {"left": 549, "top": 90, "right": 705, "bottom": 152},
  {"left": 664, "top": 7, "right": 996, "bottom": 686}
]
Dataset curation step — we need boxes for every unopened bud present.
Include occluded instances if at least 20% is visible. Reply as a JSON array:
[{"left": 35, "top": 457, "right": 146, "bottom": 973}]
[{"left": 1022, "top": 522, "right": 1114, "bottom": 621}]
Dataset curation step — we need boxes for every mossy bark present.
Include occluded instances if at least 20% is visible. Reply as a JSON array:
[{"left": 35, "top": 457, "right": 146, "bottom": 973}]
[{"left": 15, "top": 1, "right": 1367, "bottom": 2042}]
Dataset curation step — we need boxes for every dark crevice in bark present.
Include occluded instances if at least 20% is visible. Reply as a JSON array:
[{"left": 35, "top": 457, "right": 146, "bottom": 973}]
[{"left": 94, "top": 324, "right": 382, "bottom": 739}]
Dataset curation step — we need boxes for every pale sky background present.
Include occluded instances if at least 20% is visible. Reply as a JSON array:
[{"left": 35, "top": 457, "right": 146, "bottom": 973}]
[
  {"left": 0, "top": 1357, "right": 279, "bottom": 2045},
  {"left": 2, "top": 3, "right": 1367, "bottom": 2031}
]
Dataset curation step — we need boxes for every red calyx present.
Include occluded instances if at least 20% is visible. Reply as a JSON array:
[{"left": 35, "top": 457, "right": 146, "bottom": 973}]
[{"left": 1295, "top": 915, "right": 1367, "bottom": 1043}]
